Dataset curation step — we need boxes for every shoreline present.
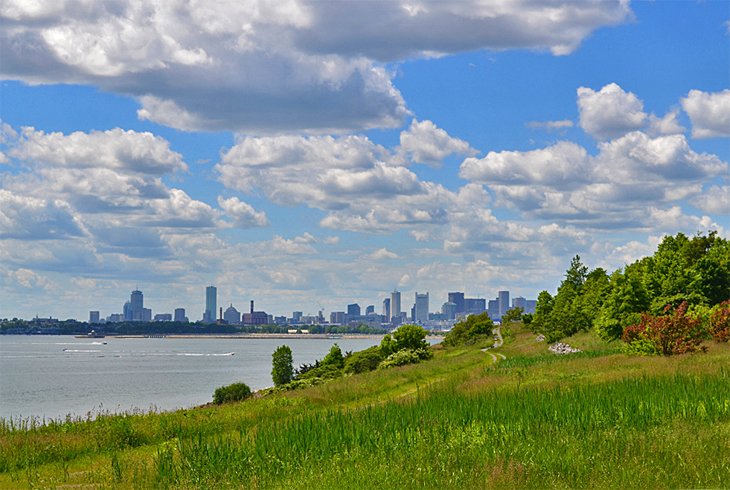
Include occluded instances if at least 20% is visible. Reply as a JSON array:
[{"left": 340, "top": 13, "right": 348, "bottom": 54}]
[{"left": 110, "top": 333, "right": 444, "bottom": 340}]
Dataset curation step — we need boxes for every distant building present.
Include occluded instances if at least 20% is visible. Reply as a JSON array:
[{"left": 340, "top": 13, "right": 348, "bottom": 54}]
[
  {"left": 442, "top": 301, "right": 457, "bottom": 320},
  {"left": 498, "top": 291, "right": 510, "bottom": 318},
  {"left": 448, "top": 292, "right": 465, "bottom": 316},
  {"left": 223, "top": 304, "right": 241, "bottom": 324},
  {"left": 365, "top": 305, "right": 375, "bottom": 315},
  {"left": 107, "top": 313, "right": 124, "bottom": 323},
  {"left": 415, "top": 292, "right": 429, "bottom": 323},
  {"left": 526, "top": 300, "right": 537, "bottom": 314},
  {"left": 292, "top": 311, "right": 303, "bottom": 323},
  {"left": 89, "top": 311, "right": 100, "bottom": 324},
  {"left": 123, "top": 289, "right": 149, "bottom": 322},
  {"left": 464, "top": 298, "right": 486, "bottom": 315},
  {"left": 154, "top": 313, "right": 172, "bottom": 322},
  {"left": 391, "top": 290, "right": 401, "bottom": 323},
  {"left": 382, "top": 298, "right": 391, "bottom": 322},
  {"left": 347, "top": 303, "right": 361, "bottom": 318},
  {"left": 512, "top": 297, "right": 527, "bottom": 311},
  {"left": 203, "top": 286, "right": 217, "bottom": 323},
  {"left": 488, "top": 299, "right": 499, "bottom": 319},
  {"left": 330, "top": 311, "right": 346, "bottom": 324},
  {"left": 174, "top": 308, "right": 188, "bottom": 322},
  {"left": 242, "top": 300, "right": 268, "bottom": 325}
]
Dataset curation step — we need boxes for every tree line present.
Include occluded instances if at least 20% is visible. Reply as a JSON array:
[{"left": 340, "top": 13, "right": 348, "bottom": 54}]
[{"left": 527, "top": 232, "right": 730, "bottom": 354}]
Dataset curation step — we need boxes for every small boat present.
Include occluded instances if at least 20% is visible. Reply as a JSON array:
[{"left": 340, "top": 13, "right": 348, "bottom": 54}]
[{"left": 75, "top": 330, "right": 105, "bottom": 339}]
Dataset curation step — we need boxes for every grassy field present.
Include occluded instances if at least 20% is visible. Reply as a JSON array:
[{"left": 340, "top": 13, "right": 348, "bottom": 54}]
[{"left": 2, "top": 325, "right": 729, "bottom": 488}]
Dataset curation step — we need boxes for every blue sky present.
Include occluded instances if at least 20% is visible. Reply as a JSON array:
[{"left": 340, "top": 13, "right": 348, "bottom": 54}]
[{"left": 1, "top": 0, "right": 728, "bottom": 321}]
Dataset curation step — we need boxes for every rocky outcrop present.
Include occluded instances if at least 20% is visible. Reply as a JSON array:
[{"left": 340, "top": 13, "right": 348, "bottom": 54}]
[{"left": 549, "top": 342, "right": 581, "bottom": 354}]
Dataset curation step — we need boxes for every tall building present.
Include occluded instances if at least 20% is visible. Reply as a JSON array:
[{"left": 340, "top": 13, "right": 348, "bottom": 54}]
[
  {"left": 203, "top": 286, "right": 217, "bottom": 323},
  {"left": 415, "top": 292, "right": 429, "bottom": 323},
  {"left": 174, "top": 308, "right": 187, "bottom": 322},
  {"left": 391, "top": 290, "right": 401, "bottom": 323},
  {"left": 347, "top": 303, "right": 361, "bottom": 318},
  {"left": 223, "top": 304, "right": 240, "bottom": 324},
  {"left": 365, "top": 305, "right": 375, "bottom": 315},
  {"left": 124, "top": 289, "right": 147, "bottom": 321},
  {"left": 330, "top": 311, "right": 345, "bottom": 324},
  {"left": 464, "top": 298, "right": 486, "bottom": 315},
  {"left": 382, "top": 298, "right": 391, "bottom": 322},
  {"left": 448, "top": 292, "right": 465, "bottom": 315},
  {"left": 488, "top": 299, "right": 499, "bottom": 319},
  {"left": 512, "top": 296, "right": 527, "bottom": 310},
  {"left": 498, "top": 290, "right": 510, "bottom": 318},
  {"left": 526, "top": 300, "right": 537, "bottom": 314},
  {"left": 89, "top": 311, "right": 100, "bottom": 324},
  {"left": 442, "top": 301, "right": 457, "bottom": 320}
]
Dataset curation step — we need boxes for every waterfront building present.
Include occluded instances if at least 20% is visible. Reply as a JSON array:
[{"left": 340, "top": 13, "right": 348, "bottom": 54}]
[
  {"left": 382, "top": 298, "right": 391, "bottom": 322},
  {"left": 243, "top": 300, "right": 269, "bottom": 325},
  {"left": 330, "top": 311, "right": 346, "bottom": 324},
  {"left": 174, "top": 308, "right": 188, "bottom": 322},
  {"left": 347, "top": 303, "right": 361, "bottom": 318},
  {"left": 292, "top": 311, "right": 303, "bottom": 323},
  {"left": 89, "top": 311, "right": 100, "bottom": 324},
  {"left": 223, "top": 304, "right": 241, "bottom": 324},
  {"left": 154, "top": 313, "right": 172, "bottom": 321}
]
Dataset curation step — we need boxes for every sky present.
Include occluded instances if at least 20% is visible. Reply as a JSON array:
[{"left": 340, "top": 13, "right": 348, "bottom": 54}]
[{"left": 1, "top": 0, "right": 729, "bottom": 321}]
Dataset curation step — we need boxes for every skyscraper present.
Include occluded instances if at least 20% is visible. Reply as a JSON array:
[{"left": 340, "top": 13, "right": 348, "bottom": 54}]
[
  {"left": 89, "top": 311, "right": 100, "bottom": 324},
  {"left": 414, "top": 292, "right": 429, "bottom": 323},
  {"left": 382, "top": 298, "right": 391, "bottom": 321},
  {"left": 498, "top": 290, "right": 510, "bottom": 318},
  {"left": 204, "top": 286, "right": 217, "bottom": 323},
  {"left": 448, "top": 292, "right": 465, "bottom": 315},
  {"left": 174, "top": 308, "right": 187, "bottom": 322},
  {"left": 391, "top": 290, "right": 401, "bottom": 323},
  {"left": 347, "top": 303, "right": 361, "bottom": 318},
  {"left": 124, "top": 289, "right": 146, "bottom": 321}
]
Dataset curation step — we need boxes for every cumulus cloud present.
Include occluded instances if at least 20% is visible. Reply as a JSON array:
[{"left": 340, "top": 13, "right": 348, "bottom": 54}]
[
  {"left": 0, "top": 189, "right": 86, "bottom": 240},
  {"left": 398, "top": 119, "right": 476, "bottom": 166},
  {"left": 692, "top": 186, "right": 730, "bottom": 215},
  {"left": 218, "top": 196, "right": 268, "bottom": 228},
  {"left": 1, "top": 0, "right": 631, "bottom": 132},
  {"left": 681, "top": 89, "right": 730, "bottom": 138},
  {"left": 526, "top": 120, "right": 574, "bottom": 131},
  {"left": 367, "top": 248, "right": 398, "bottom": 260},
  {"left": 578, "top": 83, "right": 647, "bottom": 140}
]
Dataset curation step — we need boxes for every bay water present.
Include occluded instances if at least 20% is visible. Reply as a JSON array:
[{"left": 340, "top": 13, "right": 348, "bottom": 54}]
[{"left": 0, "top": 335, "right": 385, "bottom": 422}]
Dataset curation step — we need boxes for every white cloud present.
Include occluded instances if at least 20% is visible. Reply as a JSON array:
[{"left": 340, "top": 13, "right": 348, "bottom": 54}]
[
  {"left": 0, "top": 189, "right": 86, "bottom": 240},
  {"left": 681, "top": 89, "right": 730, "bottom": 138},
  {"left": 7, "top": 268, "right": 52, "bottom": 289},
  {"left": 577, "top": 83, "right": 647, "bottom": 140},
  {"left": 218, "top": 196, "right": 268, "bottom": 228},
  {"left": 368, "top": 248, "right": 398, "bottom": 260},
  {"left": 647, "top": 110, "right": 684, "bottom": 136},
  {"left": 1, "top": 0, "right": 631, "bottom": 132},
  {"left": 11, "top": 127, "right": 186, "bottom": 174},
  {"left": 692, "top": 186, "right": 730, "bottom": 215},
  {"left": 526, "top": 119, "right": 574, "bottom": 131},
  {"left": 460, "top": 141, "right": 590, "bottom": 189},
  {"left": 398, "top": 119, "right": 476, "bottom": 166}
]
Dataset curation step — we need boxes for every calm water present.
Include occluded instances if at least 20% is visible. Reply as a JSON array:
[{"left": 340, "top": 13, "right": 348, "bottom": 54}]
[{"left": 0, "top": 335, "right": 385, "bottom": 421}]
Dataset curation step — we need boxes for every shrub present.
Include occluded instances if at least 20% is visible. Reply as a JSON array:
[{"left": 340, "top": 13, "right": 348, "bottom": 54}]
[
  {"left": 708, "top": 300, "right": 730, "bottom": 342},
  {"left": 321, "top": 344, "right": 345, "bottom": 369},
  {"left": 378, "top": 348, "right": 432, "bottom": 369},
  {"left": 295, "top": 363, "right": 343, "bottom": 381},
  {"left": 621, "top": 302, "right": 706, "bottom": 356},
  {"left": 344, "top": 346, "right": 384, "bottom": 374},
  {"left": 213, "top": 382, "right": 252, "bottom": 405},
  {"left": 272, "top": 345, "right": 293, "bottom": 387}
]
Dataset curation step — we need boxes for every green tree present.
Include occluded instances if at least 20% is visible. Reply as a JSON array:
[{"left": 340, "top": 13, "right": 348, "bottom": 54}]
[
  {"left": 443, "top": 312, "right": 494, "bottom": 346},
  {"left": 271, "top": 345, "right": 293, "bottom": 387},
  {"left": 213, "top": 382, "right": 252, "bottom": 404},
  {"left": 595, "top": 266, "right": 650, "bottom": 339},
  {"left": 531, "top": 290, "right": 554, "bottom": 332},
  {"left": 501, "top": 307, "right": 523, "bottom": 324},
  {"left": 393, "top": 324, "right": 429, "bottom": 351},
  {"left": 321, "top": 343, "right": 345, "bottom": 369}
]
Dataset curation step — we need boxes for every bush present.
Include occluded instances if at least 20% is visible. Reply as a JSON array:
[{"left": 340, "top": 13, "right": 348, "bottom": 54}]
[
  {"left": 295, "top": 363, "right": 343, "bottom": 381},
  {"left": 378, "top": 348, "right": 433, "bottom": 369},
  {"left": 621, "top": 302, "right": 706, "bottom": 356},
  {"left": 344, "top": 346, "right": 384, "bottom": 374},
  {"left": 443, "top": 312, "right": 494, "bottom": 347},
  {"left": 213, "top": 382, "right": 252, "bottom": 405},
  {"left": 708, "top": 300, "right": 730, "bottom": 342}
]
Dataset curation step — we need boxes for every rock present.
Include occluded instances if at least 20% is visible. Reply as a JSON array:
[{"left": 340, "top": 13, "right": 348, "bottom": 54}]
[
  {"left": 536, "top": 334, "right": 546, "bottom": 342},
  {"left": 549, "top": 342, "right": 581, "bottom": 354}
]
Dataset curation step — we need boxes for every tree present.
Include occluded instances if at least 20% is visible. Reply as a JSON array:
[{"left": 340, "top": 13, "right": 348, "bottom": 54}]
[
  {"left": 393, "top": 324, "right": 429, "bottom": 351},
  {"left": 443, "top": 312, "right": 494, "bottom": 347},
  {"left": 501, "top": 307, "right": 523, "bottom": 324},
  {"left": 271, "top": 345, "right": 293, "bottom": 387},
  {"left": 321, "top": 343, "right": 345, "bottom": 369},
  {"left": 531, "top": 290, "right": 554, "bottom": 332},
  {"left": 213, "top": 382, "right": 252, "bottom": 404}
]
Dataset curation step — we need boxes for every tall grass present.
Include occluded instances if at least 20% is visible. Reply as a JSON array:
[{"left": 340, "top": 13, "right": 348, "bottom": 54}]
[{"left": 139, "top": 371, "right": 730, "bottom": 488}]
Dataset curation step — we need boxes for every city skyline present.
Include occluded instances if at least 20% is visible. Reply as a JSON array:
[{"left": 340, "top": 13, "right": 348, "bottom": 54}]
[{"left": 1, "top": 2, "right": 727, "bottom": 320}]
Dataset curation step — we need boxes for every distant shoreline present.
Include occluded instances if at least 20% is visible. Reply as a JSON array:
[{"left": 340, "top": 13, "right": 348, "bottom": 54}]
[{"left": 113, "top": 333, "right": 443, "bottom": 340}]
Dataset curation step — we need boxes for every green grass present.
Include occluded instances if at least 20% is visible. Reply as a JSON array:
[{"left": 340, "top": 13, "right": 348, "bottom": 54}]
[{"left": 2, "top": 326, "right": 730, "bottom": 488}]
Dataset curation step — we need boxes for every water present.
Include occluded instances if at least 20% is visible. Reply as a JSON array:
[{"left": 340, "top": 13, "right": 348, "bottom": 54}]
[{"left": 0, "top": 335, "right": 385, "bottom": 421}]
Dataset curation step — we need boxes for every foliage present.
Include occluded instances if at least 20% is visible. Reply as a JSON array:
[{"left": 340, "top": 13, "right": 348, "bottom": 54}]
[
  {"left": 621, "top": 302, "right": 707, "bottom": 356},
  {"left": 378, "top": 348, "right": 433, "bottom": 369},
  {"left": 294, "top": 363, "right": 343, "bottom": 381},
  {"left": 443, "top": 312, "right": 494, "bottom": 347},
  {"left": 708, "top": 300, "right": 730, "bottom": 343},
  {"left": 343, "top": 346, "right": 384, "bottom": 374},
  {"left": 212, "top": 383, "right": 252, "bottom": 405},
  {"left": 501, "top": 307, "right": 523, "bottom": 324},
  {"left": 321, "top": 344, "right": 345, "bottom": 369},
  {"left": 392, "top": 324, "right": 430, "bottom": 351},
  {"left": 271, "top": 345, "right": 293, "bottom": 387}
]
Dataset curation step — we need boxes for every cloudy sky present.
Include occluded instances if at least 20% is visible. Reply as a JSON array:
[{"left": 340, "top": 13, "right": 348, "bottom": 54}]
[{"left": 1, "top": 0, "right": 728, "bottom": 321}]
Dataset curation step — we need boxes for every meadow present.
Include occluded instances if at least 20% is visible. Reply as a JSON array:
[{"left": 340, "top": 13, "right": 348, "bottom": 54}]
[{"left": 2, "top": 324, "right": 729, "bottom": 488}]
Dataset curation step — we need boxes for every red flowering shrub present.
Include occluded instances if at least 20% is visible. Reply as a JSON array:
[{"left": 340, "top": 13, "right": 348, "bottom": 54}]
[
  {"left": 708, "top": 300, "right": 730, "bottom": 343},
  {"left": 621, "top": 302, "right": 706, "bottom": 355}
]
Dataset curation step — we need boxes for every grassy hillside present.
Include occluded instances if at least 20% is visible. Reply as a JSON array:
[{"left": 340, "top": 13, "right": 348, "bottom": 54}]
[{"left": 2, "top": 326, "right": 729, "bottom": 488}]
